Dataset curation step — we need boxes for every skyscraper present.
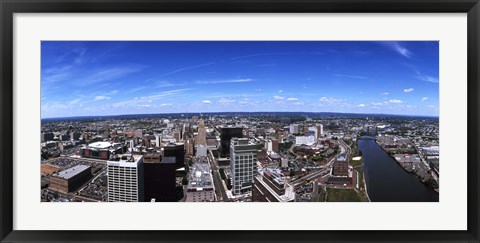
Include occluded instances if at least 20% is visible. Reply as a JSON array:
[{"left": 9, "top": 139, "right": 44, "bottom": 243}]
[
  {"left": 289, "top": 124, "right": 300, "bottom": 134},
  {"left": 107, "top": 154, "right": 144, "bottom": 202},
  {"left": 143, "top": 153, "right": 177, "bottom": 202},
  {"left": 230, "top": 138, "right": 258, "bottom": 196},
  {"left": 220, "top": 127, "right": 243, "bottom": 158},
  {"left": 196, "top": 119, "right": 207, "bottom": 146},
  {"left": 164, "top": 143, "right": 185, "bottom": 169}
]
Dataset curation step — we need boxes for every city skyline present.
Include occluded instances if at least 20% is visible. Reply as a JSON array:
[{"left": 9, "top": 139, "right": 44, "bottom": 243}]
[{"left": 41, "top": 41, "right": 439, "bottom": 118}]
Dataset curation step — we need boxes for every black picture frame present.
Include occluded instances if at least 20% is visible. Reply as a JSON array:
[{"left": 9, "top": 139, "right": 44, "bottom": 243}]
[{"left": 1, "top": 0, "right": 479, "bottom": 242}]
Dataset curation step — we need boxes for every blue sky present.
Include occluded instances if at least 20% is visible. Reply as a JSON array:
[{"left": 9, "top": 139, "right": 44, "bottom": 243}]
[{"left": 41, "top": 41, "right": 439, "bottom": 118}]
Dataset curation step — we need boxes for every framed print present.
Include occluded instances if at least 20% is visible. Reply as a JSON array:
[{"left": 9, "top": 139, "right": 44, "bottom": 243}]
[{"left": 1, "top": 0, "right": 479, "bottom": 242}]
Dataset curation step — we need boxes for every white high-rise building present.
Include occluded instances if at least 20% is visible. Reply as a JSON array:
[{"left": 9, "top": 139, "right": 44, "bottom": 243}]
[
  {"left": 308, "top": 126, "right": 319, "bottom": 139},
  {"left": 295, "top": 136, "right": 315, "bottom": 146},
  {"left": 289, "top": 124, "right": 300, "bottom": 134},
  {"left": 230, "top": 138, "right": 258, "bottom": 196},
  {"left": 155, "top": 135, "right": 161, "bottom": 147},
  {"left": 107, "top": 154, "right": 144, "bottom": 202}
]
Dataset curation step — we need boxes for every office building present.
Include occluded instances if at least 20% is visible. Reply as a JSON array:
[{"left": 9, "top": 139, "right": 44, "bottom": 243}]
[
  {"left": 185, "top": 138, "right": 194, "bottom": 156},
  {"left": 307, "top": 127, "right": 319, "bottom": 139},
  {"left": 134, "top": 129, "right": 143, "bottom": 138},
  {"left": 230, "top": 138, "right": 258, "bottom": 195},
  {"left": 265, "top": 139, "right": 279, "bottom": 153},
  {"left": 317, "top": 124, "right": 324, "bottom": 137},
  {"left": 289, "top": 124, "right": 300, "bottom": 134},
  {"left": 144, "top": 154, "right": 177, "bottom": 202},
  {"left": 70, "top": 132, "right": 82, "bottom": 141},
  {"left": 186, "top": 157, "right": 215, "bottom": 202},
  {"left": 220, "top": 127, "right": 243, "bottom": 158},
  {"left": 332, "top": 154, "right": 349, "bottom": 177},
  {"left": 164, "top": 143, "right": 185, "bottom": 169},
  {"left": 196, "top": 119, "right": 207, "bottom": 146},
  {"left": 107, "top": 154, "right": 144, "bottom": 202}
]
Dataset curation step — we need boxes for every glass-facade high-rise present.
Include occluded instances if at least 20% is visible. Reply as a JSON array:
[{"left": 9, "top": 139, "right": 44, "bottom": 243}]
[{"left": 230, "top": 138, "right": 257, "bottom": 196}]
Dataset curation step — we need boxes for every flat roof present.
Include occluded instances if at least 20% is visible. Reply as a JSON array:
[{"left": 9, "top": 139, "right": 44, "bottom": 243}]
[
  {"left": 88, "top": 141, "right": 112, "bottom": 149},
  {"left": 54, "top": 164, "right": 91, "bottom": 180},
  {"left": 188, "top": 162, "right": 213, "bottom": 189},
  {"left": 107, "top": 154, "right": 144, "bottom": 167},
  {"left": 161, "top": 156, "right": 176, "bottom": 164}
]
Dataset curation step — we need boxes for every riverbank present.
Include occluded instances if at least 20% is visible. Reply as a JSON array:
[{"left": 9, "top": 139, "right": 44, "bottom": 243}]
[{"left": 375, "top": 139, "right": 439, "bottom": 193}]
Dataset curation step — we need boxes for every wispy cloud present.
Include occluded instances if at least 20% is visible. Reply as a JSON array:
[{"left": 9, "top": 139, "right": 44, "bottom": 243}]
[
  {"left": 112, "top": 88, "right": 191, "bottom": 107},
  {"left": 75, "top": 65, "right": 146, "bottom": 87},
  {"left": 196, "top": 78, "right": 254, "bottom": 84},
  {"left": 416, "top": 72, "right": 439, "bottom": 83},
  {"left": 158, "top": 62, "right": 215, "bottom": 78},
  {"left": 94, "top": 96, "right": 110, "bottom": 101},
  {"left": 358, "top": 104, "right": 366, "bottom": 107},
  {"left": 273, "top": 95, "right": 285, "bottom": 100},
  {"left": 422, "top": 97, "right": 429, "bottom": 101},
  {"left": 319, "top": 97, "right": 346, "bottom": 104},
  {"left": 381, "top": 92, "right": 389, "bottom": 96},
  {"left": 332, "top": 74, "right": 368, "bottom": 79},
  {"left": 105, "top": 90, "right": 118, "bottom": 95},
  {"left": 403, "top": 88, "right": 414, "bottom": 93},
  {"left": 218, "top": 98, "right": 236, "bottom": 104},
  {"left": 230, "top": 52, "right": 319, "bottom": 61},
  {"left": 383, "top": 42, "right": 413, "bottom": 58},
  {"left": 287, "top": 97, "right": 298, "bottom": 101},
  {"left": 202, "top": 100, "right": 212, "bottom": 104},
  {"left": 155, "top": 81, "right": 176, "bottom": 88},
  {"left": 389, "top": 99, "right": 402, "bottom": 103}
]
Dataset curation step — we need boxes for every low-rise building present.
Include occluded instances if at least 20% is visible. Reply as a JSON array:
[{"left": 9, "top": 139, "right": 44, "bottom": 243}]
[
  {"left": 252, "top": 169, "right": 295, "bottom": 202},
  {"left": 49, "top": 165, "right": 92, "bottom": 194},
  {"left": 186, "top": 157, "right": 215, "bottom": 202},
  {"left": 81, "top": 141, "right": 124, "bottom": 160}
]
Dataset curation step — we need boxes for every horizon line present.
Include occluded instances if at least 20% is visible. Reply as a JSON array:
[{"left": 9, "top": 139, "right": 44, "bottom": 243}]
[{"left": 41, "top": 111, "right": 439, "bottom": 120}]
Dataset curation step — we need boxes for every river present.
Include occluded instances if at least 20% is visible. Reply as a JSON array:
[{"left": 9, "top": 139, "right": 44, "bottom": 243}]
[{"left": 358, "top": 138, "right": 439, "bottom": 202}]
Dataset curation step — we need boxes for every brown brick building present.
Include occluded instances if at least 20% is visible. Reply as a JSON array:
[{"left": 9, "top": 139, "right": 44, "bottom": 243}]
[{"left": 49, "top": 165, "right": 92, "bottom": 194}]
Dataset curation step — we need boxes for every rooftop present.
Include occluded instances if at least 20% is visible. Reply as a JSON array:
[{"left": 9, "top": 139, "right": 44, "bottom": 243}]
[
  {"left": 88, "top": 141, "right": 112, "bottom": 149},
  {"left": 161, "top": 156, "right": 176, "bottom": 164},
  {"left": 54, "top": 164, "right": 91, "bottom": 180},
  {"left": 188, "top": 161, "right": 213, "bottom": 190},
  {"left": 107, "top": 154, "right": 144, "bottom": 167}
]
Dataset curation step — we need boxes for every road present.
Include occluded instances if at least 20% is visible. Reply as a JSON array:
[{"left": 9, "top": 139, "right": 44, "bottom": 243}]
[
  {"left": 208, "top": 150, "right": 229, "bottom": 201},
  {"left": 292, "top": 168, "right": 330, "bottom": 188}
]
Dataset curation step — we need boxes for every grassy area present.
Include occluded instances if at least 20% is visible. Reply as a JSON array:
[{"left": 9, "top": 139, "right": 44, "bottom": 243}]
[
  {"left": 326, "top": 188, "right": 361, "bottom": 202},
  {"left": 356, "top": 168, "right": 365, "bottom": 190},
  {"left": 350, "top": 157, "right": 363, "bottom": 167},
  {"left": 354, "top": 168, "right": 370, "bottom": 202}
]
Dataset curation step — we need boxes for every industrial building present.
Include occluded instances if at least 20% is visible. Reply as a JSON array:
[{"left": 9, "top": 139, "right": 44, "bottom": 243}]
[{"left": 49, "top": 164, "right": 92, "bottom": 194}]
